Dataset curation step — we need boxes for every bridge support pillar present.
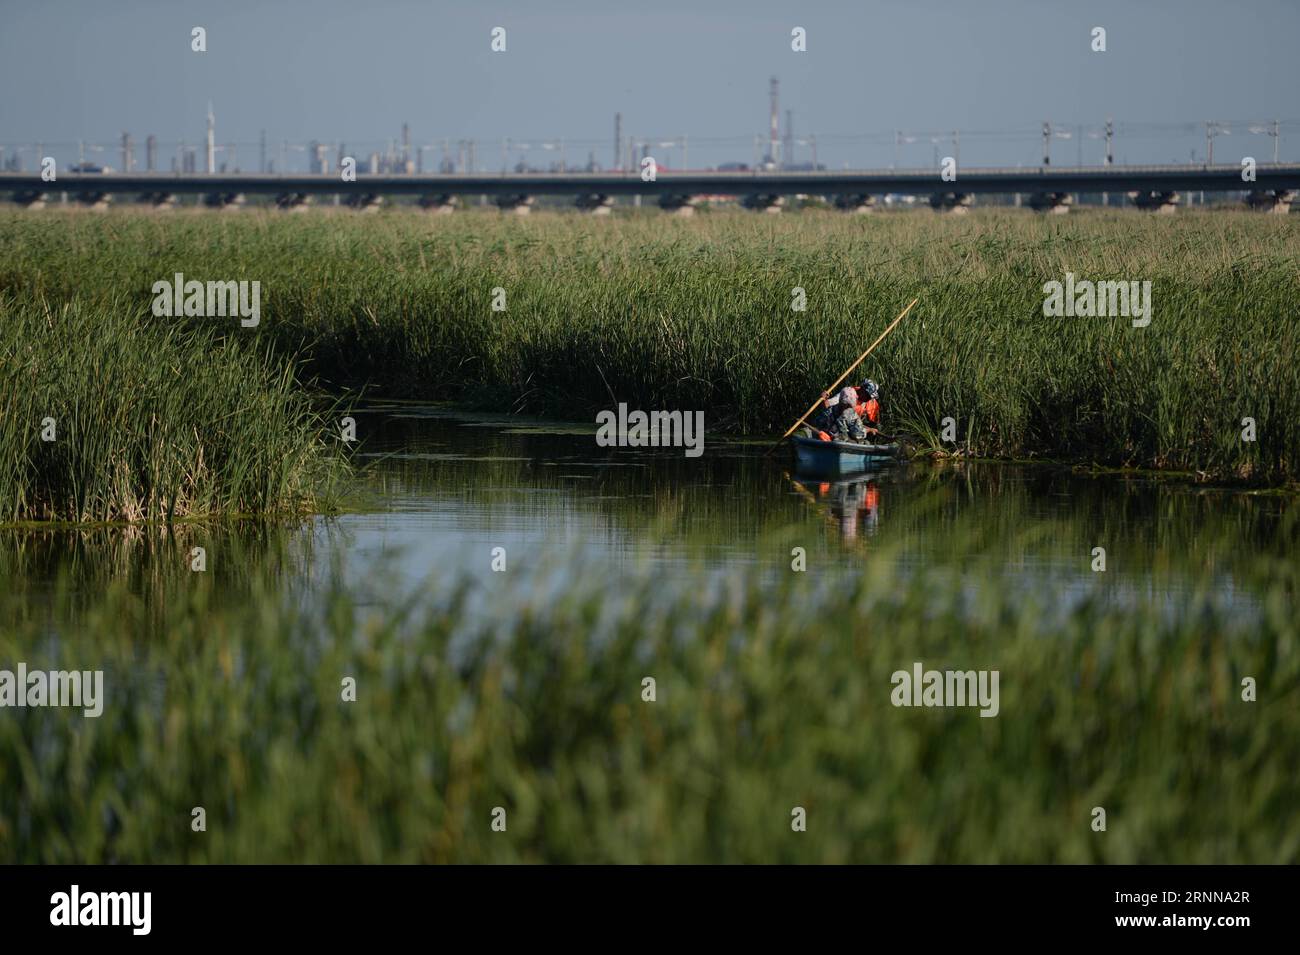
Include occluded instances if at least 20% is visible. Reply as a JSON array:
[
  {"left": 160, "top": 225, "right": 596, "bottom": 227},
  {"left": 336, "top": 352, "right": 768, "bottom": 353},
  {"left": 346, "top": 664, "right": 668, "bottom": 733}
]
[
  {"left": 658, "top": 195, "right": 699, "bottom": 216},
  {"left": 495, "top": 194, "right": 534, "bottom": 215},
  {"left": 75, "top": 192, "right": 112, "bottom": 211},
  {"left": 345, "top": 193, "right": 383, "bottom": 213},
  {"left": 11, "top": 189, "right": 48, "bottom": 209},
  {"left": 575, "top": 194, "right": 615, "bottom": 215},
  {"left": 1245, "top": 189, "right": 1296, "bottom": 213},
  {"left": 1028, "top": 192, "right": 1073, "bottom": 214},
  {"left": 742, "top": 193, "right": 784, "bottom": 213},
  {"left": 1128, "top": 190, "right": 1179, "bottom": 214},
  {"left": 203, "top": 192, "right": 245, "bottom": 211},
  {"left": 834, "top": 194, "right": 877, "bottom": 214},
  {"left": 275, "top": 193, "right": 312, "bottom": 212},
  {"left": 137, "top": 192, "right": 177, "bottom": 209},
  {"left": 418, "top": 194, "right": 456, "bottom": 214},
  {"left": 929, "top": 192, "right": 972, "bottom": 214}
]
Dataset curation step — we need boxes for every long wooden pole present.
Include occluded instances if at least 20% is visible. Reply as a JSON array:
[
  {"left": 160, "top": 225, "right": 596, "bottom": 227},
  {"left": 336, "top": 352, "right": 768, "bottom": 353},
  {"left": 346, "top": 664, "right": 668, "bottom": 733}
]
[{"left": 767, "top": 297, "right": 918, "bottom": 455}]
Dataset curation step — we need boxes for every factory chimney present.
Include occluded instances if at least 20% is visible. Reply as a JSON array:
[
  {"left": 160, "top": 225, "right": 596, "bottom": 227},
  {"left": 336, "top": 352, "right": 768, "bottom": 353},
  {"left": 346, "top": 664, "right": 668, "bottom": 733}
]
[
  {"left": 206, "top": 102, "right": 216, "bottom": 173},
  {"left": 614, "top": 112, "right": 623, "bottom": 171},
  {"left": 146, "top": 135, "right": 157, "bottom": 172},
  {"left": 768, "top": 76, "right": 780, "bottom": 167}
]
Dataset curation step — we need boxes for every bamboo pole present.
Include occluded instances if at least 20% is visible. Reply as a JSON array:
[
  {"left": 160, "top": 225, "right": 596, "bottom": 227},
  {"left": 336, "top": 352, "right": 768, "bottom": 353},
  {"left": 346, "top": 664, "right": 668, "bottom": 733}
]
[{"left": 767, "top": 297, "right": 918, "bottom": 455}]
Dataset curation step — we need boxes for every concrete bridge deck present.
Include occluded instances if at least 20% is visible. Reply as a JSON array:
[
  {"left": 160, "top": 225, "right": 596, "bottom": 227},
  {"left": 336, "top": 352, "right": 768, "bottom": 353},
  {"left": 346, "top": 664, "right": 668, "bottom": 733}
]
[{"left": 4, "top": 164, "right": 1298, "bottom": 211}]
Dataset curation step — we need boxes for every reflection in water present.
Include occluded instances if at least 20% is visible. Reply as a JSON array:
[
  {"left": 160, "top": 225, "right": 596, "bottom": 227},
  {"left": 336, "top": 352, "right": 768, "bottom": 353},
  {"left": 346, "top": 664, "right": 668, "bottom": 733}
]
[
  {"left": 0, "top": 405, "right": 1294, "bottom": 620},
  {"left": 789, "top": 474, "right": 885, "bottom": 542}
]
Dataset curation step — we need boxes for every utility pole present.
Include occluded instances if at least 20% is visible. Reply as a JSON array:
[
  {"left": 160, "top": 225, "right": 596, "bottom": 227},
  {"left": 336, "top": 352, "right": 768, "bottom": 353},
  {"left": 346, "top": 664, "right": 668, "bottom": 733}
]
[
  {"left": 1273, "top": 118, "right": 1280, "bottom": 163},
  {"left": 893, "top": 130, "right": 900, "bottom": 169},
  {"left": 1042, "top": 122, "right": 1051, "bottom": 165},
  {"left": 260, "top": 129, "right": 267, "bottom": 173},
  {"left": 614, "top": 112, "right": 622, "bottom": 171},
  {"left": 952, "top": 129, "right": 960, "bottom": 167}
]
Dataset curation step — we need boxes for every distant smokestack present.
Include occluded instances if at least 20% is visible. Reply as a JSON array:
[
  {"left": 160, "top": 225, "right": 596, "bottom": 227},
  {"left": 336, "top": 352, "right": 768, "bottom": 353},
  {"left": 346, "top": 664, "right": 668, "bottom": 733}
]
[
  {"left": 146, "top": 135, "right": 157, "bottom": 172},
  {"left": 206, "top": 102, "right": 215, "bottom": 173},
  {"left": 768, "top": 76, "right": 779, "bottom": 167},
  {"left": 614, "top": 112, "right": 623, "bottom": 171},
  {"left": 121, "top": 132, "right": 134, "bottom": 173},
  {"left": 784, "top": 109, "right": 793, "bottom": 168}
]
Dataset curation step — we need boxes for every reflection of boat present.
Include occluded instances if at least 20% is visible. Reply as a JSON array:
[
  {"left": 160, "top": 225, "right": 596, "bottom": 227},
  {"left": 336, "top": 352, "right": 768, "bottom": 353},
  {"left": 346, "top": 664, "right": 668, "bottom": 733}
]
[
  {"left": 791, "top": 435, "right": 900, "bottom": 477},
  {"left": 788, "top": 472, "right": 885, "bottom": 540}
]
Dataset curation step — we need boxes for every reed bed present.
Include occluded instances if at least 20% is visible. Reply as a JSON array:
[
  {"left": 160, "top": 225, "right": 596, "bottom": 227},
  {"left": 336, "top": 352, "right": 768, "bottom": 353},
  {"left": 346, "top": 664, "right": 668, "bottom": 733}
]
[
  {"left": 0, "top": 295, "right": 346, "bottom": 523},
  {"left": 1, "top": 548, "right": 1296, "bottom": 863},
  {"left": 1, "top": 207, "right": 1296, "bottom": 483}
]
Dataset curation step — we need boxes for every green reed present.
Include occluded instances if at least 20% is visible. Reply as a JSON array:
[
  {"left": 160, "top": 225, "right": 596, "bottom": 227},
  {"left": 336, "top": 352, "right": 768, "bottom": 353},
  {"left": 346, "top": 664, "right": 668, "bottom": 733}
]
[
  {"left": 0, "top": 295, "right": 347, "bottom": 523},
  {"left": 1, "top": 207, "right": 1296, "bottom": 483}
]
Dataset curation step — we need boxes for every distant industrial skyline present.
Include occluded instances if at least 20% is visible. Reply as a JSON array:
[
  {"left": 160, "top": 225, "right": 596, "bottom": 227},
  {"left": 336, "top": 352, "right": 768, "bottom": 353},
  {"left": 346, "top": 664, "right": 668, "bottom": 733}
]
[{"left": 2, "top": 0, "right": 1298, "bottom": 171}]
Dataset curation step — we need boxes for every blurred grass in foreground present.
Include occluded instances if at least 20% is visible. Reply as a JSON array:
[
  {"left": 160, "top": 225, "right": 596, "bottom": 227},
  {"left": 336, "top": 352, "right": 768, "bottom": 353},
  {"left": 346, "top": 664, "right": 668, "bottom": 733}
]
[{"left": 1, "top": 548, "right": 1295, "bottom": 864}]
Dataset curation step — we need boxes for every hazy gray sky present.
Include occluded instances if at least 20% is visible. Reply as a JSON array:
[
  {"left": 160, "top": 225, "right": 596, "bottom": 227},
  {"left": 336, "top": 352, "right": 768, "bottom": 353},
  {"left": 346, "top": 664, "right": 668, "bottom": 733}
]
[{"left": 3, "top": 0, "right": 1297, "bottom": 169}]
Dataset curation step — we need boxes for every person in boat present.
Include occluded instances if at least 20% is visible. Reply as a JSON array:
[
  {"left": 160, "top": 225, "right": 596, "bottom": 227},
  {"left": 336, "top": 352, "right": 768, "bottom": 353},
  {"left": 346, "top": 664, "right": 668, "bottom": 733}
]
[
  {"left": 856, "top": 379, "right": 882, "bottom": 434},
  {"left": 814, "top": 381, "right": 879, "bottom": 442},
  {"left": 825, "top": 385, "right": 868, "bottom": 442}
]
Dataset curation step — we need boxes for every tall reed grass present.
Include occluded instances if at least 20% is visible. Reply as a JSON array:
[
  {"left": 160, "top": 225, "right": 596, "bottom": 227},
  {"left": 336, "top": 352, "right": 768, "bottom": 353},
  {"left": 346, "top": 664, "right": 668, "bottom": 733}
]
[
  {"left": 0, "top": 295, "right": 346, "bottom": 523},
  {"left": 1, "top": 208, "right": 1296, "bottom": 482}
]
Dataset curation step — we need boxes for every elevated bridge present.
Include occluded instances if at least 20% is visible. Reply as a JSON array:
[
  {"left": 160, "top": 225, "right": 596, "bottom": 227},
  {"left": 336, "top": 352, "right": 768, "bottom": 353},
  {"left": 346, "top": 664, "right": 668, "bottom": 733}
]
[{"left": 4, "top": 164, "right": 1298, "bottom": 214}]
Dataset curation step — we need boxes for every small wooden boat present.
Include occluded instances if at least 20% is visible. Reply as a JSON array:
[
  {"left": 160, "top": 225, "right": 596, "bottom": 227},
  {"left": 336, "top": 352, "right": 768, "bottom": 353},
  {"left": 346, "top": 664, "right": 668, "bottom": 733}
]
[{"left": 791, "top": 434, "right": 900, "bottom": 476}]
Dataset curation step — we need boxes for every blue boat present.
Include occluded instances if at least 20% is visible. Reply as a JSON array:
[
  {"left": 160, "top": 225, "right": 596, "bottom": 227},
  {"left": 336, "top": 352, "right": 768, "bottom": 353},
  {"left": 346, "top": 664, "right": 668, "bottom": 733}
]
[{"left": 791, "top": 434, "right": 900, "bottom": 476}]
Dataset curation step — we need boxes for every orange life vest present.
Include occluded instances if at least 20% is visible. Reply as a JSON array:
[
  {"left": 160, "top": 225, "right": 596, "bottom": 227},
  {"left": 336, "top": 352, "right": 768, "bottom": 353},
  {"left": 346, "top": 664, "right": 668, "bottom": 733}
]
[{"left": 856, "top": 398, "right": 880, "bottom": 425}]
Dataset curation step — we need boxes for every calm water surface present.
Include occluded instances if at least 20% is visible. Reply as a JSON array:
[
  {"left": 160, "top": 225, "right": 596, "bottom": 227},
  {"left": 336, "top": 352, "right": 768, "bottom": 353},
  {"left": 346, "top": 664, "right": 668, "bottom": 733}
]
[{"left": 4, "top": 405, "right": 1293, "bottom": 616}]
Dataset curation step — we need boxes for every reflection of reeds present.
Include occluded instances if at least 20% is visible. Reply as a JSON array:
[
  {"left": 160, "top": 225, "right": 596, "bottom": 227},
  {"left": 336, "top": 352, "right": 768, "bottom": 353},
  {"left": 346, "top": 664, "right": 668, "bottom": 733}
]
[
  {"left": 2, "top": 208, "right": 1294, "bottom": 482},
  {"left": 352, "top": 421, "right": 1298, "bottom": 588},
  {"left": 1, "top": 549, "right": 1295, "bottom": 863},
  {"left": 0, "top": 296, "right": 348, "bottom": 524},
  {"left": 0, "top": 518, "right": 320, "bottom": 630}
]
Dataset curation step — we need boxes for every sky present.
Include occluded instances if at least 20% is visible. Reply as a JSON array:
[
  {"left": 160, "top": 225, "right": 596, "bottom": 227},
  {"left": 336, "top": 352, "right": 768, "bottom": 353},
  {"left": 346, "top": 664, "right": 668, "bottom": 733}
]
[{"left": 2, "top": 0, "right": 1298, "bottom": 171}]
